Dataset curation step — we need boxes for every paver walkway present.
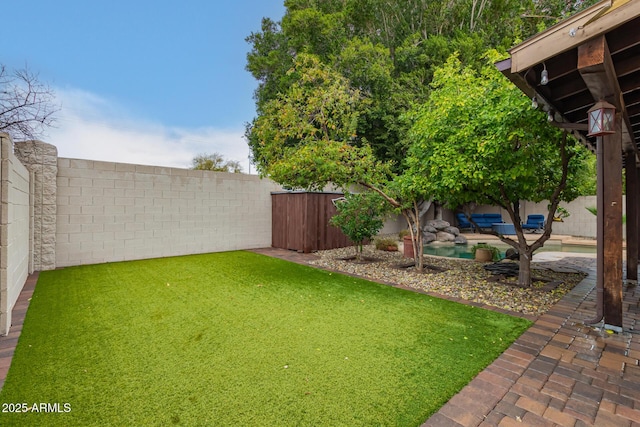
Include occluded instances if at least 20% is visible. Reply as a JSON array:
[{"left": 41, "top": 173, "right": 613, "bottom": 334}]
[
  {"left": 0, "top": 272, "right": 38, "bottom": 391},
  {"left": 423, "top": 257, "right": 640, "bottom": 427},
  {"left": 2, "top": 250, "right": 639, "bottom": 427}
]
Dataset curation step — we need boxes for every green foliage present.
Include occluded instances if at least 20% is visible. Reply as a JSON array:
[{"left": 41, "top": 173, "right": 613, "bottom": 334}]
[
  {"left": 406, "top": 53, "right": 592, "bottom": 210},
  {"left": 248, "top": 53, "right": 391, "bottom": 190},
  {"left": 245, "top": 18, "right": 296, "bottom": 111},
  {"left": 564, "top": 145, "right": 596, "bottom": 196},
  {"left": 554, "top": 206, "right": 570, "bottom": 219},
  {"left": 0, "top": 251, "right": 532, "bottom": 425},
  {"left": 406, "top": 52, "right": 593, "bottom": 286},
  {"left": 191, "top": 152, "right": 243, "bottom": 173},
  {"left": 246, "top": 1, "right": 597, "bottom": 173},
  {"left": 330, "top": 192, "right": 388, "bottom": 255},
  {"left": 375, "top": 237, "right": 399, "bottom": 250}
]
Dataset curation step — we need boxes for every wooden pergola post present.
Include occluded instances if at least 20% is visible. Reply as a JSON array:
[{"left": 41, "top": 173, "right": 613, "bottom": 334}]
[
  {"left": 597, "top": 116, "right": 623, "bottom": 329},
  {"left": 625, "top": 150, "right": 639, "bottom": 284},
  {"left": 637, "top": 163, "right": 640, "bottom": 268},
  {"left": 578, "top": 36, "right": 624, "bottom": 329},
  {"left": 499, "top": 1, "right": 640, "bottom": 332}
]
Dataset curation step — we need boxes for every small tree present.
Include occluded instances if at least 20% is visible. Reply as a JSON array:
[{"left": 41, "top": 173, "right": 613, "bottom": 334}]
[
  {"left": 0, "top": 65, "right": 58, "bottom": 140},
  {"left": 330, "top": 192, "right": 387, "bottom": 259},
  {"left": 191, "top": 152, "right": 243, "bottom": 173},
  {"left": 407, "top": 53, "right": 593, "bottom": 286}
]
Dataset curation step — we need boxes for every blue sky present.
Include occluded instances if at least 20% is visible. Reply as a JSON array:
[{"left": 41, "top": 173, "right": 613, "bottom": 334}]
[{"left": 1, "top": 1, "right": 285, "bottom": 170}]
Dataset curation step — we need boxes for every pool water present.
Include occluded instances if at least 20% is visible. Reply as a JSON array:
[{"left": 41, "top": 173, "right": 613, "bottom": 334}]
[{"left": 423, "top": 241, "right": 596, "bottom": 260}]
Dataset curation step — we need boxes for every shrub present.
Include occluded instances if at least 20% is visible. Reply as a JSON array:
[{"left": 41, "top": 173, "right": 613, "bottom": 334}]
[
  {"left": 375, "top": 237, "right": 398, "bottom": 251},
  {"left": 330, "top": 192, "right": 388, "bottom": 258}
]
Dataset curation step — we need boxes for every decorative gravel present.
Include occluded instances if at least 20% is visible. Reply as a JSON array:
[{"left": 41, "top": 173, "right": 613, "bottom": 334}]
[{"left": 308, "top": 245, "right": 589, "bottom": 316}]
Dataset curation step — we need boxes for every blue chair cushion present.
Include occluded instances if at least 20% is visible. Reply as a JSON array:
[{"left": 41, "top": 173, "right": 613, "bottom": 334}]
[{"left": 522, "top": 214, "right": 545, "bottom": 230}]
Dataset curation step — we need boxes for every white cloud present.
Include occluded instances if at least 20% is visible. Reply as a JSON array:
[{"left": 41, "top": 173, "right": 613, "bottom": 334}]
[{"left": 45, "top": 87, "right": 253, "bottom": 171}]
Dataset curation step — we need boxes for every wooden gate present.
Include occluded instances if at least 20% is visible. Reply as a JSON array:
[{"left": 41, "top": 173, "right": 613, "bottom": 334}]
[{"left": 271, "top": 192, "right": 351, "bottom": 253}]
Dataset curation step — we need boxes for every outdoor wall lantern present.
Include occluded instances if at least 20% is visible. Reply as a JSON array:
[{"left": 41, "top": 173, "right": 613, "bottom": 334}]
[{"left": 587, "top": 100, "right": 616, "bottom": 137}]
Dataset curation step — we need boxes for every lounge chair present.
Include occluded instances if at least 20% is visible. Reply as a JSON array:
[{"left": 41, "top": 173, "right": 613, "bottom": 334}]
[
  {"left": 456, "top": 213, "right": 472, "bottom": 230},
  {"left": 471, "top": 213, "right": 504, "bottom": 230},
  {"left": 521, "top": 214, "right": 545, "bottom": 232}
]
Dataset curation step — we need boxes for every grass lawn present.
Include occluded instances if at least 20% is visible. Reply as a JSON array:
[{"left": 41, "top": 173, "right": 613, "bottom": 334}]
[{"left": 0, "top": 251, "right": 531, "bottom": 426}]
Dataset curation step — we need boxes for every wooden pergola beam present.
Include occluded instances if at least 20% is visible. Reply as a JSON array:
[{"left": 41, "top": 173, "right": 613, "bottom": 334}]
[
  {"left": 509, "top": 1, "right": 640, "bottom": 73},
  {"left": 578, "top": 36, "right": 635, "bottom": 150}
]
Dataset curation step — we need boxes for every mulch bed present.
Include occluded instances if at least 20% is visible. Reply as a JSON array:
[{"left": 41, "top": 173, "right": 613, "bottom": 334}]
[
  {"left": 337, "top": 255, "right": 381, "bottom": 263},
  {"left": 484, "top": 262, "right": 563, "bottom": 291},
  {"left": 394, "top": 261, "right": 449, "bottom": 274},
  {"left": 309, "top": 244, "right": 590, "bottom": 316}
]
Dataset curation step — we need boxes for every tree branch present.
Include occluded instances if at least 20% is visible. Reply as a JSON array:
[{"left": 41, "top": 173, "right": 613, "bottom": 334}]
[{"left": 0, "top": 65, "right": 58, "bottom": 140}]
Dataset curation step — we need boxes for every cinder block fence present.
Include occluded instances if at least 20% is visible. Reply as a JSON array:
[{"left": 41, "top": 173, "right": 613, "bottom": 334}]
[
  {"left": 0, "top": 134, "right": 604, "bottom": 336},
  {"left": 0, "top": 134, "right": 282, "bottom": 334}
]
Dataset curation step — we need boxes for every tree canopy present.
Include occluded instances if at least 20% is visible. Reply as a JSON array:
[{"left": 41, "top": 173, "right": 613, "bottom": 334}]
[
  {"left": 407, "top": 53, "right": 591, "bottom": 207},
  {"left": 248, "top": 54, "right": 389, "bottom": 190},
  {"left": 245, "top": 0, "right": 599, "bottom": 280},
  {"left": 405, "top": 53, "right": 594, "bottom": 285},
  {"left": 246, "top": 0, "right": 599, "bottom": 170},
  {"left": 191, "top": 152, "right": 243, "bottom": 173}
]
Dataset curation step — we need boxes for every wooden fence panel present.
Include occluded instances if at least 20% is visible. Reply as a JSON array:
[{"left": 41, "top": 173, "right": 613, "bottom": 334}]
[{"left": 271, "top": 192, "right": 350, "bottom": 253}]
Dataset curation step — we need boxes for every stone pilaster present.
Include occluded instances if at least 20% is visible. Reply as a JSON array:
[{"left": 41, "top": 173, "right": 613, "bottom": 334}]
[{"left": 14, "top": 140, "right": 57, "bottom": 271}]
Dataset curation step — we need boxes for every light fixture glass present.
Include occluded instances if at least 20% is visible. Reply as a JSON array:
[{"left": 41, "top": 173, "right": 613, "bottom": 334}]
[
  {"left": 547, "top": 110, "right": 554, "bottom": 122},
  {"left": 531, "top": 96, "right": 538, "bottom": 109},
  {"left": 587, "top": 100, "right": 616, "bottom": 137},
  {"left": 540, "top": 64, "right": 549, "bottom": 85}
]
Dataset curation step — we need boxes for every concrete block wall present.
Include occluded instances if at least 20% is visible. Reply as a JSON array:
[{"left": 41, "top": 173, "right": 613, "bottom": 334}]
[
  {"left": 464, "top": 196, "right": 603, "bottom": 238},
  {"left": 521, "top": 196, "right": 601, "bottom": 238},
  {"left": 14, "top": 141, "right": 58, "bottom": 270},
  {"left": 0, "top": 134, "right": 32, "bottom": 335},
  {"left": 55, "top": 158, "right": 282, "bottom": 267}
]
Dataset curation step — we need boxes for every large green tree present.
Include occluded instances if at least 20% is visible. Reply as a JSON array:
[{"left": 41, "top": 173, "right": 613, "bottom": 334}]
[
  {"left": 246, "top": 0, "right": 597, "bottom": 171},
  {"left": 245, "top": 1, "right": 598, "bottom": 274},
  {"left": 406, "top": 53, "right": 594, "bottom": 286},
  {"left": 248, "top": 53, "right": 433, "bottom": 269}
]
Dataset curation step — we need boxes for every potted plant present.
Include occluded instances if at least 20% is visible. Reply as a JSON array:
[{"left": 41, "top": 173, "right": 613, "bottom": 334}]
[
  {"left": 471, "top": 243, "right": 500, "bottom": 262},
  {"left": 552, "top": 206, "right": 570, "bottom": 222}
]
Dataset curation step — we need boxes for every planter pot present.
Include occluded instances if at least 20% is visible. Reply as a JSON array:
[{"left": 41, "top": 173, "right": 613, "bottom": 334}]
[
  {"left": 403, "top": 235, "right": 415, "bottom": 258},
  {"left": 474, "top": 248, "right": 493, "bottom": 262},
  {"left": 386, "top": 246, "right": 398, "bottom": 252}
]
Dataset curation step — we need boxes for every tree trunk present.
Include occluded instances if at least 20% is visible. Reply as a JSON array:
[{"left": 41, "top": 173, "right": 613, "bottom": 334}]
[
  {"left": 517, "top": 250, "right": 533, "bottom": 287},
  {"left": 402, "top": 205, "right": 424, "bottom": 271},
  {"left": 413, "top": 230, "right": 424, "bottom": 270}
]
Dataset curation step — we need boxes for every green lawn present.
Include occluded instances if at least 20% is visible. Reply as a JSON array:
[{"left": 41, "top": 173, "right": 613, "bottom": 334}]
[{"left": 0, "top": 251, "right": 531, "bottom": 426}]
